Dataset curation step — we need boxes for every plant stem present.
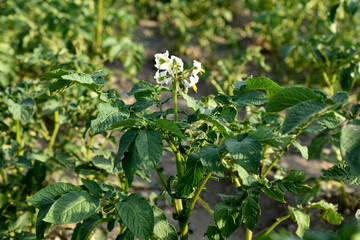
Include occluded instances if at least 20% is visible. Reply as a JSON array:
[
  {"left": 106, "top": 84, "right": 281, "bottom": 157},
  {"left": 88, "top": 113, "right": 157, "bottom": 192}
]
[
  {"left": 322, "top": 72, "right": 334, "bottom": 95},
  {"left": 15, "top": 119, "right": 23, "bottom": 156},
  {"left": 245, "top": 228, "right": 253, "bottom": 240},
  {"left": 261, "top": 214, "right": 291, "bottom": 237},
  {"left": 198, "top": 197, "right": 214, "bottom": 216},
  {"left": 87, "top": 134, "right": 95, "bottom": 160},
  {"left": 173, "top": 80, "right": 178, "bottom": 122},
  {"left": 48, "top": 111, "right": 60, "bottom": 152},
  {"left": 340, "top": 182, "right": 350, "bottom": 209},
  {"left": 1, "top": 170, "right": 7, "bottom": 185},
  {"left": 262, "top": 120, "right": 311, "bottom": 178},
  {"left": 94, "top": 0, "right": 103, "bottom": 55},
  {"left": 155, "top": 167, "right": 170, "bottom": 193}
]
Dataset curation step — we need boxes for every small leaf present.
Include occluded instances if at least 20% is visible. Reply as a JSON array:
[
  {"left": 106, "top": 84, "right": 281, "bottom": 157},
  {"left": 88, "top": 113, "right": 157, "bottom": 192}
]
[
  {"left": 199, "top": 145, "right": 225, "bottom": 177},
  {"left": 266, "top": 86, "right": 320, "bottom": 112},
  {"left": 293, "top": 141, "right": 309, "bottom": 160},
  {"left": 245, "top": 77, "right": 282, "bottom": 92},
  {"left": 214, "top": 204, "right": 241, "bottom": 238},
  {"left": 115, "top": 128, "right": 140, "bottom": 167},
  {"left": 27, "top": 183, "right": 82, "bottom": 208},
  {"left": 310, "top": 200, "right": 343, "bottom": 225},
  {"left": 91, "top": 101, "right": 129, "bottom": 134},
  {"left": 282, "top": 100, "right": 327, "bottom": 134},
  {"left": 135, "top": 129, "right": 163, "bottom": 173},
  {"left": 309, "top": 132, "right": 328, "bottom": 160},
  {"left": 116, "top": 194, "right": 154, "bottom": 240},
  {"left": 261, "top": 185, "right": 285, "bottom": 203},
  {"left": 81, "top": 179, "right": 103, "bottom": 196},
  {"left": 39, "top": 69, "right": 71, "bottom": 80},
  {"left": 156, "top": 119, "right": 185, "bottom": 139},
  {"left": 241, "top": 194, "right": 260, "bottom": 231},
  {"left": 315, "top": 112, "right": 345, "bottom": 129},
  {"left": 340, "top": 66, "right": 355, "bottom": 92},
  {"left": 204, "top": 226, "right": 224, "bottom": 240},
  {"left": 322, "top": 162, "right": 360, "bottom": 186},
  {"left": 348, "top": 0, "right": 359, "bottom": 15},
  {"left": 43, "top": 191, "right": 100, "bottom": 224},
  {"left": 122, "top": 146, "right": 142, "bottom": 186},
  {"left": 199, "top": 114, "right": 231, "bottom": 138},
  {"left": 341, "top": 119, "right": 360, "bottom": 174},
  {"left": 131, "top": 97, "right": 157, "bottom": 112},
  {"left": 128, "top": 81, "right": 155, "bottom": 96},
  {"left": 153, "top": 206, "right": 177, "bottom": 240},
  {"left": 225, "top": 137, "right": 262, "bottom": 174},
  {"left": 181, "top": 92, "right": 204, "bottom": 112},
  {"left": 290, "top": 207, "right": 310, "bottom": 238},
  {"left": 8, "top": 211, "right": 31, "bottom": 231}
]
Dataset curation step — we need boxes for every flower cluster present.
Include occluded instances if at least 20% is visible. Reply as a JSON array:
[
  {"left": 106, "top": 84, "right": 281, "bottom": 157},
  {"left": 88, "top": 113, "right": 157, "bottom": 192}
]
[{"left": 154, "top": 50, "right": 204, "bottom": 92}]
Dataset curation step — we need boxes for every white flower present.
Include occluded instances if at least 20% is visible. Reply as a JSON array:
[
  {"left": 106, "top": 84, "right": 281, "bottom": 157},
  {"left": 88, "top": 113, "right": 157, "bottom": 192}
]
[
  {"left": 192, "top": 60, "right": 205, "bottom": 75},
  {"left": 184, "top": 74, "right": 199, "bottom": 92},
  {"left": 154, "top": 70, "right": 172, "bottom": 85},
  {"left": 170, "top": 55, "right": 184, "bottom": 73},
  {"left": 155, "top": 50, "right": 170, "bottom": 70}
]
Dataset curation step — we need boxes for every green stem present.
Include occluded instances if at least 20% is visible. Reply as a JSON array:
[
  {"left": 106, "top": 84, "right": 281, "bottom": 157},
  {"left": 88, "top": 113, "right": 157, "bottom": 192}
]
[
  {"left": 245, "top": 228, "right": 253, "bottom": 240},
  {"left": 262, "top": 120, "right": 311, "bottom": 178},
  {"left": 173, "top": 80, "right": 178, "bottom": 122},
  {"left": 15, "top": 119, "right": 23, "bottom": 156},
  {"left": 155, "top": 168, "right": 170, "bottom": 193},
  {"left": 261, "top": 214, "right": 291, "bottom": 237},
  {"left": 1, "top": 170, "right": 7, "bottom": 185},
  {"left": 94, "top": 0, "right": 103, "bottom": 55},
  {"left": 323, "top": 72, "right": 334, "bottom": 95},
  {"left": 87, "top": 134, "right": 95, "bottom": 160},
  {"left": 198, "top": 197, "right": 214, "bottom": 216},
  {"left": 340, "top": 182, "right": 350, "bottom": 209},
  {"left": 47, "top": 111, "right": 60, "bottom": 152}
]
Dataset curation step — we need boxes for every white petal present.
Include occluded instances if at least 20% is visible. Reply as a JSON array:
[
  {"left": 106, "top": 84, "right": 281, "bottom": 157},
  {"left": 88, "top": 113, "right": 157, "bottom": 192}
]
[
  {"left": 170, "top": 55, "right": 184, "bottom": 73},
  {"left": 192, "top": 60, "right": 202, "bottom": 75},
  {"left": 155, "top": 50, "right": 170, "bottom": 70}
]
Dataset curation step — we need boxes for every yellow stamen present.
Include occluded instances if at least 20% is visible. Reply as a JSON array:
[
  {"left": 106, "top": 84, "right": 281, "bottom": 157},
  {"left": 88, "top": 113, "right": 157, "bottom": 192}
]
[
  {"left": 192, "top": 85, "right": 198, "bottom": 92},
  {"left": 199, "top": 68, "right": 205, "bottom": 75}
]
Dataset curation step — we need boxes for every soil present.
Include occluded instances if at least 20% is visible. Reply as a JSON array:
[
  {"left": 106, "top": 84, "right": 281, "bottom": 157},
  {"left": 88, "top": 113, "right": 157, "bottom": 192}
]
[{"left": 105, "top": 19, "right": 360, "bottom": 239}]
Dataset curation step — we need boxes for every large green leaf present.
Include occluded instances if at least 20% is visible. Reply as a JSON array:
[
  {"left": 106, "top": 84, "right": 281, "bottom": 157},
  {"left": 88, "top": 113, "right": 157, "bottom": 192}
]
[
  {"left": 241, "top": 194, "right": 260, "bottom": 231},
  {"left": 245, "top": 77, "right": 282, "bottom": 92},
  {"left": 27, "top": 183, "right": 82, "bottom": 208},
  {"left": 36, "top": 201, "right": 53, "bottom": 240},
  {"left": 114, "top": 128, "right": 140, "bottom": 167},
  {"left": 116, "top": 194, "right": 154, "bottom": 240},
  {"left": 231, "top": 90, "right": 268, "bottom": 108},
  {"left": 282, "top": 100, "right": 327, "bottom": 134},
  {"left": 177, "top": 154, "right": 205, "bottom": 197},
  {"left": 135, "top": 129, "right": 163, "bottom": 173},
  {"left": 249, "top": 126, "right": 291, "bottom": 148},
  {"left": 266, "top": 86, "right": 320, "bottom": 112},
  {"left": 122, "top": 146, "right": 142, "bottom": 186},
  {"left": 214, "top": 204, "right": 241, "bottom": 238},
  {"left": 341, "top": 119, "right": 360, "bottom": 174},
  {"left": 91, "top": 101, "right": 129, "bottom": 134},
  {"left": 225, "top": 137, "right": 262, "bottom": 174},
  {"left": 128, "top": 81, "right": 155, "bottom": 96},
  {"left": 199, "top": 145, "right": 225, "bottom": 177},
  {"left": 156, "top": 119, "right": 185, "bottom": 139},
  {"left": 322, "top": 162, "right": 360, "bottom": 186},
  {"left": 153, "top": 206, "right": 177, "bottom": 240},
  {"left": 43, "top": 191, "right": 100, "bottom": 224}
]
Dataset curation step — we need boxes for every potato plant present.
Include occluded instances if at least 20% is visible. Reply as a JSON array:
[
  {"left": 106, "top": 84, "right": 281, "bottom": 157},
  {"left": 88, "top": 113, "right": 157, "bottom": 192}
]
[{"left": 0, "top": 51, "right": 352, "bottom": 240}]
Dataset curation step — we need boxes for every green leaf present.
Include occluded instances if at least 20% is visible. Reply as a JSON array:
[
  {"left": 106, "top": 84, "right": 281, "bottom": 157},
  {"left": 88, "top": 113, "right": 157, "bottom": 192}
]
[
  {"left": 7, "top": 98, "right": 36, "bottom": 124},
  {"left": 27, "top": 183, "right": 82, "bottom": 208},
  {"left": 309, "top": 132, "right": 328, "bottom": 160},
  {"left": 199, "top": 145, "right": 225, "bottom": 177},
  {"left": 214, "top": 204, "right": 241, "bottom": 238},
  {"left": 122, "top": 146, "right": 142, "bottom": 186},
  {"left": 290, "top": 207, "right": 310, "bottom": 238},
  {"left": 115, "top": 128, "right": 140, "bottom": 167},
  {"left": 81, "top": 179, "right": 103, "bottom": 196},
  {"left": 43, "top": 191, "right": 100, "bottom": 224},
  {"left": 61, "top": 72, "right": 93, "bottom": 84},
  {"left": 232, "top": 90, "right": 268, "bottom": 108},
  {"left": 245, "top": 77, "right": 282, "bottom": 93},
  {"left": 293, "top": 141, "right": 308, "bottom": 160},
  {"left": 322, "top": 162, "right": 360, "bottom": 186},
  {"left": 282, "top": 100, "right": 327, "bottom": 134},
  {"left": 156, "top": 119, "right": 185, "bottom": 139},
  {"left": 198, "top": 114, "right": 230, "bottom": 138},
  {"left": 177, "top": 154, "right": 205, "bottom": 197},
  {"left": 42, "top": 99, "right": 61, "bottom": 115},
  {"left": 181, "top": 92, "right": 204, "bottom": 112},
  {"left": 315, "top": 112, "right": 345, "bottom": 129},
  {"left": 331, "top": 91, "right": 349, "bottom": 104},
  {"left": 135, "top": 129, "right": 163, "bottom": 173},
  {"left": 36, "top": 201, "right": 53, "bottom": 240},
  {"left": 266, "top": 86, "right": 320, "bottom": 112},
  {"left": 131, "top": 97, "right": 157, "bottom": 112},
  {"left": 128, "top": 81, "right": 155, "bottom": 96},
  {"left": 116, "top": 194, "right": 154, "bottom": 240},
  {"left": 341, "top": 119, "right": 360, "bottom": 174},
  {"left": 153, "top": 206, "right": 177, "bottom": 240},
  {"left": 283, "top": 170, "right": 306, "bottom": 182},
  {"left": 225, "top": 137, "right": 262, "bottom": 174},
  {"left": 340, "top": 66, "right": 355, "bottom": 92},
  {"left": 310, "top": 200, "right": 343, "bottom": 225},
  {"left": 348, "top": 0, "right": 359, "bottom": 15},
  {"left": 249, "top": 126, "right": 291, "bottom": 148},
  {"left": 261, "top": 185, "right": 285, "bottom": 203},
  {"left": 8, "top": 211, "right": 31, "bottom": 231},
  {"left": 204, "top": 226, "right": 225, "bottom": 240},
  {"left": 49, "top": 80, "right": 74, "bottom": 95},
  {"left": 218, "top": 106, "right": 237, "bottom": 122},
  {"left": 241, "top": 194, "right": 260, "bottom": 231},
  {"left": 91, "top": 101, "right": 129, "bottom": 134},
  {"left": 39, "top": 69, "right": 71, "bottom": 80},
  {"left": 74, "top": 215, "right": 102, "bottom": 240},
  {"left": 92, "top": 151, "right": 121, "bottom": 174}
]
